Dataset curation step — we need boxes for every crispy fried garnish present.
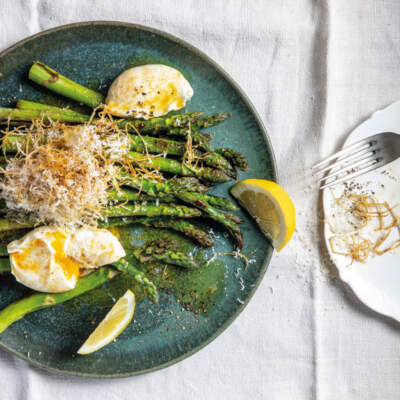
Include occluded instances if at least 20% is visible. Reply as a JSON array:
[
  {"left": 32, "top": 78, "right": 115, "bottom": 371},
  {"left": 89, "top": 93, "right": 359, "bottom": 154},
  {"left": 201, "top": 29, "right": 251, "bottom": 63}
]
[
  {"left": 329, "top": 193, "right": 400, "bottom": 264},
  {"left": 329, "top": 235, "right": 373, "bottom": 265},
  {"left": 0, "top": 110, "right": 162, "bottom": 227},
  {"left": 182, "top": 123, "right": 203, "bottom": 172}
]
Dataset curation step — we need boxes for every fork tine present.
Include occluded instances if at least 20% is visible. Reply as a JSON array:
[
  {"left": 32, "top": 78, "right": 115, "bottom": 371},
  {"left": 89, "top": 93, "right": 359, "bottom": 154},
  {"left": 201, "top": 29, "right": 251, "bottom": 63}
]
[
  {"left": 314, "top": 149, "right": 377, "bottom": 176},
  {"left": 320, "top": 158, "right": 384, "bottom": 189},
  {"left": 319, "top": 154, "right": 377, "bottom": 183},
  {"left": 312, "top": 136, "right": 378, "bottom": 169}
]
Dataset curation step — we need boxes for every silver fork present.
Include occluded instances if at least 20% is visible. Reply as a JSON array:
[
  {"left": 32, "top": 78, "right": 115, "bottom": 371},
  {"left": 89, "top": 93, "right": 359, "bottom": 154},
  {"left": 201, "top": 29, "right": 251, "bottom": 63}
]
[{"left": 312, "top": 132, "right": 400, "bottom": 189}]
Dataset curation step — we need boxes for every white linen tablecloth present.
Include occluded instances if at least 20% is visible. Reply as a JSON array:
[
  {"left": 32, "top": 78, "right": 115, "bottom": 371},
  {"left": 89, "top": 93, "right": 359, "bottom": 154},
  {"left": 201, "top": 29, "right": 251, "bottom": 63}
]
[{"left": 1, "top": 1, "right": 400, "bottom": 399}]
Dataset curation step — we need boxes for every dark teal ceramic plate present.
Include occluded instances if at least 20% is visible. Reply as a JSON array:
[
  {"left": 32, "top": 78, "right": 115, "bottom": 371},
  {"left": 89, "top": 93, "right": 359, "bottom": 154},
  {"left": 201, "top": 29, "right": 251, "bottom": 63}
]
[{"left": 0, "top": 21, "right": 276, "bottom": 377}]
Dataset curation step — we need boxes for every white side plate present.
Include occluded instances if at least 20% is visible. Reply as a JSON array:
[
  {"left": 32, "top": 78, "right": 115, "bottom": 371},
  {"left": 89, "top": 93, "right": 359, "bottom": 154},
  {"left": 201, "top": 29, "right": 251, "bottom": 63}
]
[{"left": 323, "top": 101, "right": 400, "bottom": 321}]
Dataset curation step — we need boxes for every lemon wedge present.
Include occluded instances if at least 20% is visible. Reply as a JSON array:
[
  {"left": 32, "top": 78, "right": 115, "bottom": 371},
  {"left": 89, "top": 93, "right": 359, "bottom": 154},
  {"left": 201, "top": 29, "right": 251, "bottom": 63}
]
[
  {"left": 230, "top": 179, "right": 295, "bottom": 251},
  {"left": 77, "top": 289, "right": 135, "bottom": 355}
]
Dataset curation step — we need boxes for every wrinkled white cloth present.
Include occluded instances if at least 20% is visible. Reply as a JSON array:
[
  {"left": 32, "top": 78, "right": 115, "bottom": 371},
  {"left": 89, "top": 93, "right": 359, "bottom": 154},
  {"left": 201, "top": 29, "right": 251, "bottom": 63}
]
[{"left": 1, "top": 1, "right": 400, "bottom": 399}]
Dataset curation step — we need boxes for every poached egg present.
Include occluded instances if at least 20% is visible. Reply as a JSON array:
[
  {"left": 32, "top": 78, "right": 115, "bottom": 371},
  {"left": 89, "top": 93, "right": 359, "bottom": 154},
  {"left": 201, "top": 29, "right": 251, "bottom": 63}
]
[
  {"left": 105, "top": 64, "right": 193, "bottom": 119},
  {"left": 7, "top": 226, "right": 125, "bottom": 293}
]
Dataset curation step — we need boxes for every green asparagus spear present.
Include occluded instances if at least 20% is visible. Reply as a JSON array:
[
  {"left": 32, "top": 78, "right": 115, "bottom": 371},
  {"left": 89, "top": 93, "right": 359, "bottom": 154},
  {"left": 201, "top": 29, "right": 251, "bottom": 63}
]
[
  {"left": 187, "top": 132, "right": 213, "bottom": 151},
  {"left": 137, "top": 217, "right": 214, "bottom": 247},
  {"left": 106, "top": 188, "right": 168, "bottom": 203},
  {"left": 0, "top": 192, "right": 234, "bottom": 235},
  {"left": 147, "top": 127, "right": 212, "bottom": 149},
  {"left": 224, "top": 213, "right": 244, "bottom": 224},
  {"left": 131, "top": 240, "right": 199, "bottom": 269},
  {"left": 103, "top": 203, "right": 202, "bottom": 219},
  {"left": 128, "top": 134, "right": 186, "bottom": 155},
  {"left": 0, "top": 203, "right": 201, "bottom": 232},
  {"left": 129, "top": 135, "right": 226, "bottom": 171},
  {"left": 113, "top": 187, "right": 236, "bottom": 211},
  {"left": 191, "top": 113, "right": 231, "bottom": 129},
  {"left": 108, "top": 187, "right": 236, "bottom": 211},
  {"left": 152, "top": 177, "right": 211, "bottom": 192},
  {"left": 1, "top": 136, "right": 30, "bottom": 153},
  {"left": 137, "top": 249, "right": 199, "bottom": 269},
  {"left": 0, "top": 258, "right": 11, "bottom": 274},
  {"left": 215, "top": 148, "right": 249, "bottom": 171},
  {"left": 122, "top": 187, "right": 239, "bottom": 211},
  {"left": 120, "top": 113, "right": 224, "bottom": 134},
  {"left": 170, "top": 113, "right": 231, "bottom": 133},
  {"left": 128, "top": 136, "right": 234, "bottom": 175},
  {"left": 15, "top": 99, "right": 204, "bottom": 132},
  {"left": 0, "top": 267, "right": 118, "bottom": 334},
  {"left": 199, "top": 152, "right": 236, "bottom": 177},
  {"left": 111, "top": 258, "right": 158, "bottom": 303},
  {"left": 29, "top": 62, "right": 104, "bottom": 108},
  {"left": 16, "top": 100, "right": 90, "bottom": 119},
  {"left": 0, "top": 112, "right": 211, "bottom": 151},
  {"left": 122, "top": 176, "right": 210, "bottom": 196},
  {"left": 0, "top": 107, "right": 91, "bottom": 124},
  {"left": 201, "top": 195, "right": 238, "bottom": 212},
  {"left": 119, "top": 123, "right": 212, "bottom": 149},
  {"left": 100, "top": 216, "right": 214, "bottom": 247},
  {"left": 118, "top": 112, "right": 204, "bottom": 132},
  {"left": 120, "top": 177, "right": 239, "bottom": 211},
  {"left": 0, "top": 218, "right": 35, "bottom": 232},
  {"left": 126, "top": 151, "right": 231, "bottom": 184},
  {"left": 176, "top": 191, "right": 243, "bottom": 248},
  {"left": 114, "top": 228, "right": 200, "bottom": 269},
  {"left": 0, "top": 243, "right": 8, "bottom": 256}
]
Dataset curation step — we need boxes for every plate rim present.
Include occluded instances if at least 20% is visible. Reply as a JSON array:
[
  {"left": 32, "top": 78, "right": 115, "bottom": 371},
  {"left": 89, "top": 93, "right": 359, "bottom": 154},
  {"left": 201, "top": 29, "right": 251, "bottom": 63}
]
[{"left": 0, "top": 20, "right": 277, "bottom": 378}]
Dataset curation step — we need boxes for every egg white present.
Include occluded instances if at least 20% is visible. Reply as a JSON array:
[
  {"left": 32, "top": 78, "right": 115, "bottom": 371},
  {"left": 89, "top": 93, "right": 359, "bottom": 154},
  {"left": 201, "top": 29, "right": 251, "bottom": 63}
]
[
  {"left": 7, "top": 227, "right": 125, "bottom": 293},
  {"left": 8, "top": 227, "right": 78, "bottom": 293},
  {"left": 68, "top": 228, "right": 125, "bottom": 268},
  {"left": 105, "top": 64, "right": 193, "bottom": 119}
]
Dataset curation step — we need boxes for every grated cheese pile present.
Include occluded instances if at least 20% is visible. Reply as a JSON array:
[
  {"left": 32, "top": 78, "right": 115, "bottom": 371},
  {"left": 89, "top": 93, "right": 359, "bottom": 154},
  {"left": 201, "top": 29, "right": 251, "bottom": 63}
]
[{"left": 0, "top": 114, "right": 135, "bottom": 228}]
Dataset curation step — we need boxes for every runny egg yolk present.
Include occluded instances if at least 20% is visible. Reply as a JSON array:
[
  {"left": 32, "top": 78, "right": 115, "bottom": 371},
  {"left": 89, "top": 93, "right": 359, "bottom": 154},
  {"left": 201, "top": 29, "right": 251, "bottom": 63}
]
[
  {"left": 11, "top": 231, "right": 80, "bottom": 280},
  {"left": 140, "top": 82, "right": 184, "bottom": 114},
  {"left": 10, "top": 238, "right": 45, "bottom": 274},
  {"left": 50, "top": 231, "right": 81, "bottom": 279},
  {"left": 106, "top": 81, "right": 184, "bottom": 116},
  {"left": 8, "top": 226, "right": 125, "bottom": 293}
]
